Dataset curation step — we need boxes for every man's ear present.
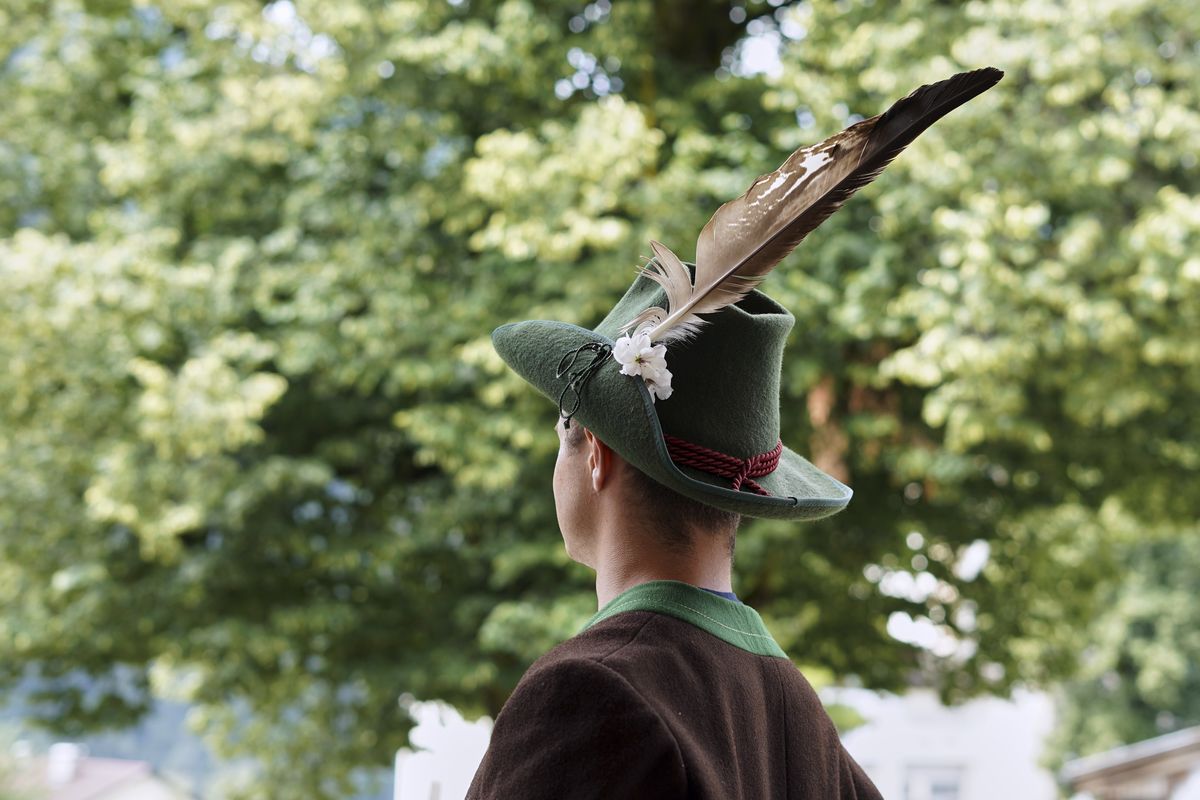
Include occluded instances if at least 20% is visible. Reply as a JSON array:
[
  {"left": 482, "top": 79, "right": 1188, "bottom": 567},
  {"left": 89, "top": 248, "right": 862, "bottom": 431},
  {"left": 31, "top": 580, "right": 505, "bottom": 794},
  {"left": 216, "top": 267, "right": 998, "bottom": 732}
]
[{"left": 584, "top": 428, "right": 613, "bottom": 492}]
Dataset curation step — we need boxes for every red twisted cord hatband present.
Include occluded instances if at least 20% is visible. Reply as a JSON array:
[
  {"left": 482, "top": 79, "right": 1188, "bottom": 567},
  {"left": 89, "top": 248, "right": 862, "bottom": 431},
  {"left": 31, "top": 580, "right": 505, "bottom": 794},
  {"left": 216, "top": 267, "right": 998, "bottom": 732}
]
[{"left": 664, "top": 435, "right": 783, "bottom": 496}]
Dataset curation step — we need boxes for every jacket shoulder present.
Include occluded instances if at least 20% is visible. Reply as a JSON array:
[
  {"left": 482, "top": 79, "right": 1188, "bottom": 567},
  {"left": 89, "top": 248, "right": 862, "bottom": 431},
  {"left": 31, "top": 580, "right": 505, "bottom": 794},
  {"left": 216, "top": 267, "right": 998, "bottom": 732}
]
[
  {"left": 465, "top": 620, "right": 687, "bottom": 799},
  {"left": 530, "top": 609, "right": 662, "bottom": 668}
]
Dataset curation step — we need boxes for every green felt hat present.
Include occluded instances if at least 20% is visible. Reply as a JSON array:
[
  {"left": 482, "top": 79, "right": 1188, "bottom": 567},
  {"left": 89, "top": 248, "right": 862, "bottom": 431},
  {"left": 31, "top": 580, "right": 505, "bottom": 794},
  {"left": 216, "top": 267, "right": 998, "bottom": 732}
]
[
  {"left": 491, "top": 259, "right": 852, "bottom": 521},
  {"left": 489, "top": 67, "right": 1007, "bottom": 520}
]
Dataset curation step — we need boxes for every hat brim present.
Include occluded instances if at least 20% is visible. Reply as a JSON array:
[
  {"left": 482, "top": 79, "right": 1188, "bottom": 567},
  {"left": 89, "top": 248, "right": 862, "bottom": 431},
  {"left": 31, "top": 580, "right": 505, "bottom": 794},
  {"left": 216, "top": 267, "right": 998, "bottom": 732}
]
[{"left": 492, "top": 320, "right": 852, "bottom": 521}]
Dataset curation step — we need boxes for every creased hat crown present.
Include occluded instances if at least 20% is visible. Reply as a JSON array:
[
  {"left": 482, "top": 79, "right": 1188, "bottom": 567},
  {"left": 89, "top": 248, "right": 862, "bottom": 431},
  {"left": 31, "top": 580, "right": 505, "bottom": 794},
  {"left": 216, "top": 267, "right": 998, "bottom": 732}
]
[{"left": 596, "top": 266, "right": 792, "bottom": 461}]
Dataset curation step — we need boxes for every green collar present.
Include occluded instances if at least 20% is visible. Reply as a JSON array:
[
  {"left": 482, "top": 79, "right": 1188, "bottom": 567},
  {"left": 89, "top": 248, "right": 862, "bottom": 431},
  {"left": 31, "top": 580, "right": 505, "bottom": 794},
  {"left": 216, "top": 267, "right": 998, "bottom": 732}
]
[{"left": 581, "top": 579, "right": 788, "bottom": 658}]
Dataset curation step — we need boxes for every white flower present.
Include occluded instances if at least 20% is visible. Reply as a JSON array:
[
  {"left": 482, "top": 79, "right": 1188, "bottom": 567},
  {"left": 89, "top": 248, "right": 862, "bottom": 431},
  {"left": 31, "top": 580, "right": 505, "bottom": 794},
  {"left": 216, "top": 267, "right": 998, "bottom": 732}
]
[
  {"left": 644, "top": 373, "right": 674, "bottom": 401},
  {"left": 613, "top": 329, "right": 673, "bottom": 402},
  {"left": 613, "top": 329, "right": 667, "bottom": 379}
]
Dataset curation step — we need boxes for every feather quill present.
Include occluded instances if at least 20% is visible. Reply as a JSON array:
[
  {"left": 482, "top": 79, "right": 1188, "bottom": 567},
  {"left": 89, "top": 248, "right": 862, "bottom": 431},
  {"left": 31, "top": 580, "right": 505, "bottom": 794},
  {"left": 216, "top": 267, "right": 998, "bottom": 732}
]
[{"left": 623, "top": 66, "right": 1004, "bottom": 344}]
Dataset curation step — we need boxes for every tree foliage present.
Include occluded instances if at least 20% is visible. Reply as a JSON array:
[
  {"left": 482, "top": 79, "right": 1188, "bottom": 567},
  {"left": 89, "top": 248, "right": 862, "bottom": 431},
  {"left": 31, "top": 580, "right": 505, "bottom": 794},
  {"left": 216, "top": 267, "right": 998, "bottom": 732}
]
[
  {"left": 1, "top": 0, "right": 1196, "bottom": 795},
  {"left": 1046, "top": 533, "right": 1200, "bottom": 769}
]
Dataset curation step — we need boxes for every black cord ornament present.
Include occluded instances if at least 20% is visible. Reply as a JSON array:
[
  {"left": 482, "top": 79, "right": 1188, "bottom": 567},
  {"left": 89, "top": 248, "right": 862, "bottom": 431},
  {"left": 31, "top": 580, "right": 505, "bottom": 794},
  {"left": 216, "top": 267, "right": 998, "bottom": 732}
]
[{"left": 555, "top": 341, "right": 613, "bottom": 428}]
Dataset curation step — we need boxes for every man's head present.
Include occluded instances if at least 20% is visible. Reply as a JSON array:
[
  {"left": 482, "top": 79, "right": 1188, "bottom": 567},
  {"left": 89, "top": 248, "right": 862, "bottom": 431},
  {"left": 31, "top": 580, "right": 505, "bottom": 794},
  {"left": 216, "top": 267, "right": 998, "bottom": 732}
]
[{"left": 553, "top": 417, "right": 741, "bottom": 567}]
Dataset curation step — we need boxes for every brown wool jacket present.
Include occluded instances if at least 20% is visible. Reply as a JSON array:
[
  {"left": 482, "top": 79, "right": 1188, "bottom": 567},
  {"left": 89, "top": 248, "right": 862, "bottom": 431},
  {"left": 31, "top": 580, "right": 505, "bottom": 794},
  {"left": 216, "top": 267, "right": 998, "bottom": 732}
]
[{"left": 466, "top": 580, "right": 883, "bottom": 799}]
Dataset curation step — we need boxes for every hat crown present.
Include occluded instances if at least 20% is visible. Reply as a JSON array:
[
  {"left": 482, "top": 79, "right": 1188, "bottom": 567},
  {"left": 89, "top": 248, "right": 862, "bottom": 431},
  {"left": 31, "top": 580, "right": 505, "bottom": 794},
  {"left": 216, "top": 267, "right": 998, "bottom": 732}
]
[{"left": 594, "top": 260, "right": 794, "bottom": 460}]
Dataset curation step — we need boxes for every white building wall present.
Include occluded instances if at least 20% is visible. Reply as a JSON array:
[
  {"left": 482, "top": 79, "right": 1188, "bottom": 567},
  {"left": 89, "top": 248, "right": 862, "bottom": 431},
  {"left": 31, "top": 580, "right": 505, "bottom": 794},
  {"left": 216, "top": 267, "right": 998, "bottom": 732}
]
[
  {"left": 394, "top": 702, "right": 491, "bottom": 800},
  {"left": 831, "top": 686, "right": 1059, "bottom": 800}
]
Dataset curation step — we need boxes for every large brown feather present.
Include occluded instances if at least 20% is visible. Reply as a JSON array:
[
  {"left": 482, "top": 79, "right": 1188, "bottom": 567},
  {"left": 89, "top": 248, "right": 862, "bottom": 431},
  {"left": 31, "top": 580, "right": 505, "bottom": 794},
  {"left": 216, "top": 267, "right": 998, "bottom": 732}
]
[{"left": 627, "top": 66, "right": 1003, "bottom": 344}]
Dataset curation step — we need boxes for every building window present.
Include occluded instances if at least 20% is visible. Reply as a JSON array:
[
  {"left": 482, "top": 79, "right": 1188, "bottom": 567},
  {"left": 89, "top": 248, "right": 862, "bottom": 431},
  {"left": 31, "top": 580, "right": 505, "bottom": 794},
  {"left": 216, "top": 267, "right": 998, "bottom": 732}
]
[{"left": 905, "top": 765, "right": 963, "bottom": 800}]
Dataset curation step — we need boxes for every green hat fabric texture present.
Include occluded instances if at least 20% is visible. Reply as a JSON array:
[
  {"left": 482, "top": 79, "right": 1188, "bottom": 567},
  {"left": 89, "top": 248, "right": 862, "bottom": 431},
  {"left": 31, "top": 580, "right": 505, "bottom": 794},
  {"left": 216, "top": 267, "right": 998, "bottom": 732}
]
[{"left": 491, "top": 258, "right": 852, "bottom": 521}]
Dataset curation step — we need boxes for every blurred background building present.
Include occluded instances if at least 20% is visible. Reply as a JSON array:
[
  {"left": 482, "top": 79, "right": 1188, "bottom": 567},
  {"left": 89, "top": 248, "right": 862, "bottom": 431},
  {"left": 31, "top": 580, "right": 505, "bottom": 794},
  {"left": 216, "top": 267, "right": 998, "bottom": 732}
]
[
  {"left": 1062, "top": 727, "right": 1200, "bottom": 800},
  {"left": 5, "top": 742, "right": 194, "bottom": 800}
]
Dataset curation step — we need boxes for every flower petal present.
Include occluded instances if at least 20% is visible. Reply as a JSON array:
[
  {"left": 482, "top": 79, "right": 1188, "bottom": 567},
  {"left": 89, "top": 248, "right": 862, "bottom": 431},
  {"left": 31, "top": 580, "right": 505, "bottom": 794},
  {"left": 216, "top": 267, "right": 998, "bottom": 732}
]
[
  {"left": 612, "top": 335, "right": 637, "bottom": 363},
  {"left": 647, "top": 376, "right": 673, "bottom": 401}
]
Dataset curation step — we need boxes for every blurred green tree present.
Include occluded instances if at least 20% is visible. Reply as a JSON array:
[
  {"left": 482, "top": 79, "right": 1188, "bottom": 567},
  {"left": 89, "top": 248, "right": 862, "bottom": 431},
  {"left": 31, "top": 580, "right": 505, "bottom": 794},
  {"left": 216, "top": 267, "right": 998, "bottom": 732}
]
[
  {"left": 1046, "top": 533, "right": 1200, "bottom": 769},
  {"left": 0, "top": 0, "right": 1196, "bottom": 796}
]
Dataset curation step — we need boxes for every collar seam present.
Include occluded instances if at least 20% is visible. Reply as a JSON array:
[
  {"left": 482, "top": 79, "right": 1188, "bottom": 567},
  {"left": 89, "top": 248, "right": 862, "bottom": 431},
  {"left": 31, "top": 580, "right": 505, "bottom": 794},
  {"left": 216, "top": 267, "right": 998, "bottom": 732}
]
[{"left": 650, "top": 598, "right": 776, "bottom": 640}]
